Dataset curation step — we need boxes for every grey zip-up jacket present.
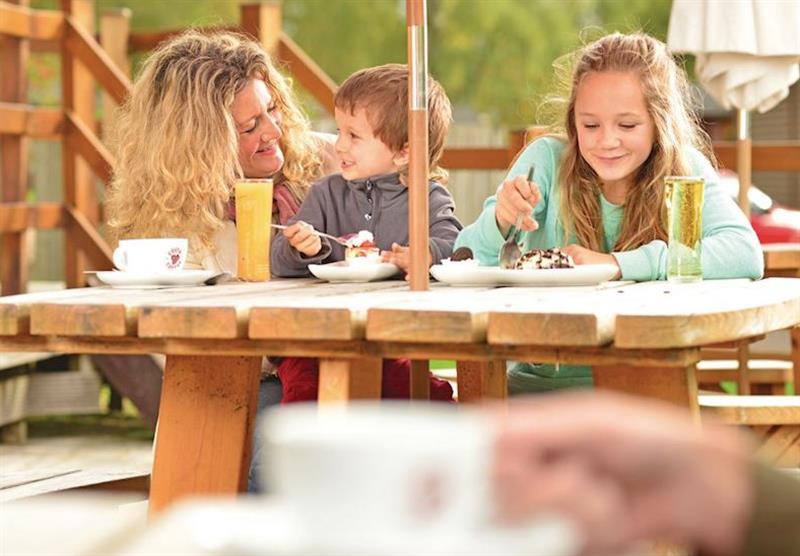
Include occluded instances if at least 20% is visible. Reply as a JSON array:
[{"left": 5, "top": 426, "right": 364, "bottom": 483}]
[{"left": 271, "top": 172, "right": 462, "bottom": 277}]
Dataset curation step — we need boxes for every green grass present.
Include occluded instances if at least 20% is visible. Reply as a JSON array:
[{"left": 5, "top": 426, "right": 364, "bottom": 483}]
[
  {"left": 429, "top": 360, "right": 456, "bottom": 370},
  {"left": 720, "top": 381, "right": 795, "bottom": 395}
]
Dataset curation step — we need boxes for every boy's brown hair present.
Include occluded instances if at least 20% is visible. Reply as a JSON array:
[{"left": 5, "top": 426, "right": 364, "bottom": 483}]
[{"left": 334, "top": 63, "right": 452, "bottom": 182}]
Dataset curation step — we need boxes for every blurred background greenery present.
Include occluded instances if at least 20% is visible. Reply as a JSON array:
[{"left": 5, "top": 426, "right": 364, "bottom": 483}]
[{"left": 28, "top": 0, "right": 675, "bottom": 126}]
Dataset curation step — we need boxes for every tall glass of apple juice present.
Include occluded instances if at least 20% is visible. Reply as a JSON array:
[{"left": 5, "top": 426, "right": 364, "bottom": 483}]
[{"left": 235, "top": 178, "right": 273, "bottom": 281}]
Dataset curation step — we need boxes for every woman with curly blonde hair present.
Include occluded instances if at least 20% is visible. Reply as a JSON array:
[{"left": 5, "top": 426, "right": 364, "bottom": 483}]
[
  {"left": 106, "top": 30, "right": 337, "bottom": 270},
  {"left": 456, "top": 32, "right": 763, "bottom": 394}
]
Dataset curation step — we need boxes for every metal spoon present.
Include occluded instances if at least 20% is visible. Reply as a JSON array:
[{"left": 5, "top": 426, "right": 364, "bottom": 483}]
[
  {"left": 270, "top": 224, "right": 350, "bottom": 246},
  {"left": 498, "top": 165, "right": 536, "bottom": 269}
]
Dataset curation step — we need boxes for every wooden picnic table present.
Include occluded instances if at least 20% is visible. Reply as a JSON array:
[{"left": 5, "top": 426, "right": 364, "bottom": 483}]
[{"left": 1, "top": 277, "right": 799, "bottom": 513}]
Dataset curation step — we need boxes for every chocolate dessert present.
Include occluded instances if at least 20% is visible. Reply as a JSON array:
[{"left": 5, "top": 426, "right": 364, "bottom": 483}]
[
  {"left": 450, "top": 246, "right": 474, "bottom": 262},
  {"left": 514, "top": 248, "right": 574, "bottom": 270}
]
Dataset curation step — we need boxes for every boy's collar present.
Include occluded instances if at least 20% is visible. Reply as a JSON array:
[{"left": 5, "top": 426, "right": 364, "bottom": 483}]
[{"left": 347, "top": 172, "right": 402, "bottom": 187}]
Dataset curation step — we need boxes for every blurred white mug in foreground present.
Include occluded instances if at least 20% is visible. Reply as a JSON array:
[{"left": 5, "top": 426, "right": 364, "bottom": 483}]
[
  {"left": 112, "top": 238, "right": 188, "bottom": 273},
  {"left": 262, "top": 403, "right": 578, "bottom": 556}
]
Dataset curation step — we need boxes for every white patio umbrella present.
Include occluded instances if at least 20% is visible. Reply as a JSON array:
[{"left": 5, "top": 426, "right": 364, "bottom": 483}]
[
  {"left": 406, "top": 0, "right": 429, "bottom": 290},
  {"left": 667, "top": 0, "right": 800, "bottom": 216}
]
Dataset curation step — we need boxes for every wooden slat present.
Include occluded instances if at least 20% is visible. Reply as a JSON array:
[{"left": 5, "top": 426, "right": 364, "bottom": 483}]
[
  {"left": 63, "top": 14, "right": 131, "bottom": 105},
  {"left": 763, "top": 244, "right": 800, "bottom": 271},
  {"left": 318, "top": 357, "right": 383, "bottom": 402},
  {"left": 149, "top": 354, "right": 261, "bottom": 514},
  {"left": 0, "top": 287, "right": 91, "bottom": 335},
  {"left": 140, "top": 279, "right": 328, "bottom": 339},
  {"left": 239, "top": 3, "right": 281, "bottom": 54},
  {"left": 65, "top": 205, "right": 114, "bottom": 270},
  {"left": 700, "top": 395, "right": 800, "bottom": 425},
  {"left": 614, "top": 279, "right": 800, "bottom": 348},
  {"left": 455, "top": 359, "right": 507, "bottom": 402},
  {"left": 64, "top": 110, "right": 114, "bottom": 184},
  {"left": 277, "top": 33, "right": 336, "bottom": 114},
  {"left": 0, "top": 103, "right": 63, "bottom": 138},
  {"left": 441, "top": 147, "right": 511, "bottom": 170},
  {"left": 247, "top": 281, "right": 407, "bottom": 341},
  {"left": 0, "top": 202, "right": 66, "bottom": 232},
  {"left": 714, "top": 141, "right": 800, "bottom": 172},
  {"left": 127, "top": 26, "right": 239, "bottom": 52},
  {"left": 0, "top": 2, "right": 63, "bottom": 40},
  {"left": 1, "top": 4, "right": 30, "bottom": 297}
]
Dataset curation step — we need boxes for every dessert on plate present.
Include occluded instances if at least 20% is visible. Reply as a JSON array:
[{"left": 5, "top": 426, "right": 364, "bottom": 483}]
[
  {"left": 343, "top": 230, "right": 380, "bottom": 264},
  {"left": 514, "top": 247, "right": 575, "bottom": 270},
  {"left": 441, "top": 246, "right": 479, "bottom": 266}
]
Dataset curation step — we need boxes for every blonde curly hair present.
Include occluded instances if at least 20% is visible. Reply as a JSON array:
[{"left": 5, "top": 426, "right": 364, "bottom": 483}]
[
  {"left": 106, "top": 30, "right": 323, "bottom": 251},
  {"left": 548, "top": 32, "right": 714, "bottom": 252}
]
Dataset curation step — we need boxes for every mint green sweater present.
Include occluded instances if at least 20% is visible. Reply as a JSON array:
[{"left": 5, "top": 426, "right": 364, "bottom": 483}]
[{"left": 455, "top": 137, "right": 764, "bottom": 393}]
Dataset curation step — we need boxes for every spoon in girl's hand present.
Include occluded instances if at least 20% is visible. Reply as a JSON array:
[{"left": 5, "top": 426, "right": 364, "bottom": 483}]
[{"left": 270, "top": 224, "right": 350, "bottom": 246}]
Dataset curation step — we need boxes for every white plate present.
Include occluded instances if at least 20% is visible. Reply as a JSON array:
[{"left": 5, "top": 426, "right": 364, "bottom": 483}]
[
  {"left": 93, "top": 269, "right": 219, "bottom": 288},
  {"left": 430, "top": 263, "right": 619, "bottom": 287},
  {"left": 309, "top": 261, "right": 399, "bottom": 283}
]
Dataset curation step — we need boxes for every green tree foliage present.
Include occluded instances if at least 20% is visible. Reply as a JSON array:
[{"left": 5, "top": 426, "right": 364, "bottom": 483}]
[{"left": 27, "top": 0, "right": 676, "bottom": 126}]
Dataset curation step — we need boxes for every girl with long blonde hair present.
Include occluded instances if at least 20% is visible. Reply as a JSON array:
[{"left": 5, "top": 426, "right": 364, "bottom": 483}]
[
  {"left": 106, "top": 30, "right": 337, "bottom": 268},
  {"left": 456, "top": 32, "right": 763, "bottom": 394}
]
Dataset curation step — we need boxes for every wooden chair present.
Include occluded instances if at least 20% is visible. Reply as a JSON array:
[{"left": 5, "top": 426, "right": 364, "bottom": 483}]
[{"left": 699, "top": 394, "right": 800, "bottom": 467}]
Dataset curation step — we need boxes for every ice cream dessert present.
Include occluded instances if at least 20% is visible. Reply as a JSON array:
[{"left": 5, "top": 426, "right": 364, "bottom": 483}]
[
  {"left": 441, "top": 246, "right": 479, "bottom": 267},
  {"left": 344, "top": 230, "right": 380, "bottom": 264},
  {"left": 514, "top": 248, "right": 574, "bottom": 270}
]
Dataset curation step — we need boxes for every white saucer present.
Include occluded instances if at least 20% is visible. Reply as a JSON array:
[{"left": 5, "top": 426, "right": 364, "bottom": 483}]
[
  {"left": 93, "top": 269, "right": 219, "bottom": 288},
  {"left": 309, "top": 261, "right": 399, "bottom": 283},
  {"left": 430, "top": 263, "right": 619, "bottom": 287}
]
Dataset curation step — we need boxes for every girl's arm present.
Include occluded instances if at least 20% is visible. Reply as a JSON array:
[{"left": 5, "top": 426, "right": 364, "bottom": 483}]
[
  {"left": 613, "top": 150, "right": 764, "bottom": 281},
  {"left": 427, "top": 183, "right": 463, "bottom": 264},
  {"left": 455, "top": 138, "right": 558, "bottom": 266}
]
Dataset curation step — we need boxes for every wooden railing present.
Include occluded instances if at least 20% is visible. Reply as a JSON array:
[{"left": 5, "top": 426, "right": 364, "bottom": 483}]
[{"left": 2, "top": 0, "right": 799, "bottom": 296}]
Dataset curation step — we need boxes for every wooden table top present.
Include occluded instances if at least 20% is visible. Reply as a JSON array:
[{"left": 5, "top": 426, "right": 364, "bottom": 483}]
[{"left": 1, "top": 278, "right": 798, "bottom": 363}]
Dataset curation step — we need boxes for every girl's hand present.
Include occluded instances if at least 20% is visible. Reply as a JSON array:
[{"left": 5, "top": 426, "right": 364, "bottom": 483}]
[
  {"left": 563, "top": 244, "right": 621, "bottom": 279},
  {"left": 495, "top": 174, "right": 541, "bottom": 236},
  {"left": 283, "top": 221, "right": 322, "bottom": 257},
  {"left": 382, "top": 243, "right": 432, "bottom": 280}
]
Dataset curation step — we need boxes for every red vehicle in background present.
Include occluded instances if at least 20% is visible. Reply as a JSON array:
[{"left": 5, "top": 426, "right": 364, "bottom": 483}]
[{"left": 718, "top": 171, "right": 800, "bottom": 244}]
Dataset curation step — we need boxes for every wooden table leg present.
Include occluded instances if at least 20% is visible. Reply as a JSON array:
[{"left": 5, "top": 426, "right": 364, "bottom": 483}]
[
  {"left": 456, "top": 360, "right": 507, "bottom": 403},
  {"left": 792, "top": 325, "right": 800, "bottom": 394},
  {"left": 149, "top": 354, "right": 261, "bottom": 515},
  {"left": 410, "top": 359, "right": 430, "bottom": 400},
  {"left": 318, "top": 357, "right": 382, "bottom": 403},
  {"left": 592, "top": 362, "right": 700, "bottom": 419}
]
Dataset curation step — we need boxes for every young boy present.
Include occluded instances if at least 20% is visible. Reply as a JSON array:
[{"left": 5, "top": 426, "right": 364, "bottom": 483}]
[{"left": 271, "top": 63, "right": 461, "bottom": 402}]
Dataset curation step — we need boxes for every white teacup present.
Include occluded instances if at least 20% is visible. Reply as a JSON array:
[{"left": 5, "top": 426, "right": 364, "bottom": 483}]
[
  {"left": 112, "top": 238, "right": 188, "bottom": 273},
  {"left": 261, "top": 403, "right": 577, "bottom": 555}
]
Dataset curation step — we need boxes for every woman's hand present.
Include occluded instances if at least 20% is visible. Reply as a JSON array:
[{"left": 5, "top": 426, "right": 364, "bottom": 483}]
[
  {"left": 495, "top": 174, "right": 541, "bottom": 237},
  {"left": 563, "top": 245, "right": 621, "bottom": 279},
  {"left": 283, "top": 221, "right": 322, "bottom": 257},
  {"left": 382, "top": 243, "right": 432, "bottom": 279}
]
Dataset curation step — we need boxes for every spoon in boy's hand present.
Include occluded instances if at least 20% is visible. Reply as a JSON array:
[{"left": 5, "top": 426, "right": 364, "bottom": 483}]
[
  {"left": 499, "top": 165, "right": 535, "bottom": 269},
  {"left": 270, "top": 224, "right": 350, "bottom": 246}
]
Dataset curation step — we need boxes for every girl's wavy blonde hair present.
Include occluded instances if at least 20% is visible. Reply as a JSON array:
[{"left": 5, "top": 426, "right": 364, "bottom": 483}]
[
  {"left": 106, "top": 30, "right": 323, "bottom": 250},
  {"left": 548, "top": 32, "right": 714, "bottom": 252}
]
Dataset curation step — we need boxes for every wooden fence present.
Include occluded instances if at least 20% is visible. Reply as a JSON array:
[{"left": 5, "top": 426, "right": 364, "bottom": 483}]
[{"left": 2, "top": 0, "right": 800, "bottom": 295}]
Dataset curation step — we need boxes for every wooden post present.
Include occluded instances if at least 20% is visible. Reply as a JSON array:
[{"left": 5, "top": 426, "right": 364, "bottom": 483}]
[
  {"left": 736, "top": 110, "right": 751, "bottom": 217},
  {"left": 406, "top": 0, "right": 429, "bottom": 291},
  {"left": 100, "top": 8, "right": 130, "bottom": 140},
  {"left": 1, "top": 0, "right": 30, "bottom": 296},
  {"left": 149, "top": 355, "right": 262, "bottom": 514},
  {"left": 61, "top": 0, "right": 97, "bottom": 288},
  {"left": 318, "top": 357, "right": 383, "bottom": 403},
  {"left": 410, "top": 359, "right": 430, "bottom": 400},
  {"left": 240, "top": 2, "right": 281, "bottom": 55},
  {"left": 455, "top": 360, "right": 507, "bottom": 403},
  {"left": 792, "top": 325, "right": 800, "bottom": 394}
]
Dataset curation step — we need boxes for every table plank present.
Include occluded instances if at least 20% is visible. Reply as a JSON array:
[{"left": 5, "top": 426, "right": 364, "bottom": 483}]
[
  {"left": 366, "top": 286, "right": 494, "bottom": 343},
  {"left": 486, "top": 282, "right": 626, "bottom": 346},
  {"left": 614, "top": 279, "right": 800, "bottom": 348},
  {"left": 0, "top": 288, "right": 93, "bottom": 335},
  {"left": 248, "top": 281, "right": 408, "bottom": 341}
]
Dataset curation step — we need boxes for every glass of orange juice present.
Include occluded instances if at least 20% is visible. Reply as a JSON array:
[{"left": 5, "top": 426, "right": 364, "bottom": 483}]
[{"left": 235, "top": 178, "right": 273, "bottom": 281}]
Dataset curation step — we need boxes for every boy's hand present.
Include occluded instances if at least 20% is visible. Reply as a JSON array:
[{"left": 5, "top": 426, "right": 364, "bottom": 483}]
[
  {"left": 381, "top": 243, "right": 432, "bottom": 279},
  {"left": 495, "top": 174, "right": 541, "bottom": 237},
  {"left": 283, "top": 221, "right": 322, "bottom": 257}
]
